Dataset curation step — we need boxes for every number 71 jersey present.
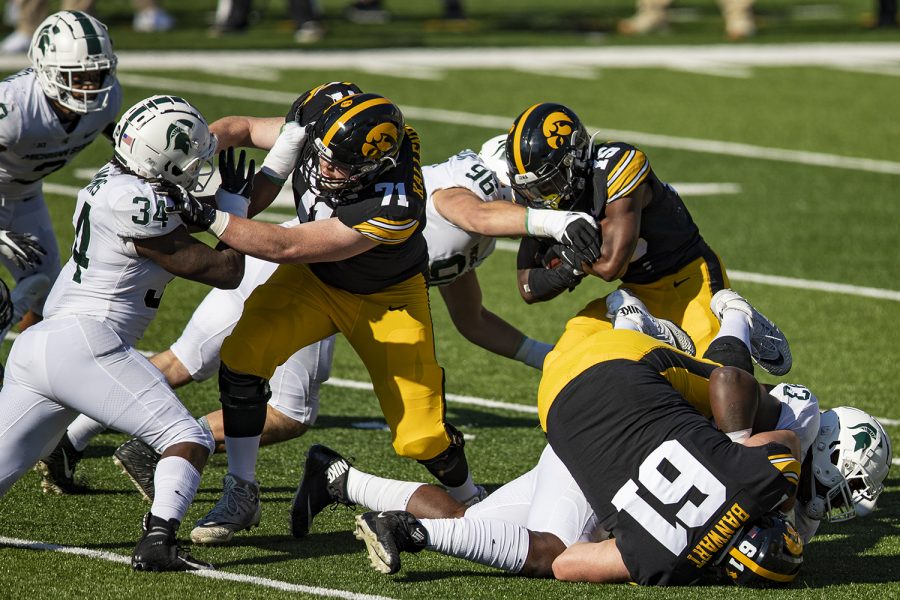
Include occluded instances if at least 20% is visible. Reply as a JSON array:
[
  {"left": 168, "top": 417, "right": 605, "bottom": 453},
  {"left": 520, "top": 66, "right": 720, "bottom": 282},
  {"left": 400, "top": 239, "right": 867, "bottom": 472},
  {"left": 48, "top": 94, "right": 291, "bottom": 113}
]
[{"left": 43, "top": 162, "right": 184, "bottom": 347}]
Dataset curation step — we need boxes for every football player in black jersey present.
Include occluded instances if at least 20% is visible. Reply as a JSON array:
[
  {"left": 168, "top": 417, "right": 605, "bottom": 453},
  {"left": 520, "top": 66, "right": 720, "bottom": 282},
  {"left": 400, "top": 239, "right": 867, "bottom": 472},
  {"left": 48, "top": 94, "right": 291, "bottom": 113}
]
[
  {"left": 173, "top": 82, "right": 483, "bottom": 545},
  {"left": 506, "top": 102, "right": 792, "bottom": 377}
]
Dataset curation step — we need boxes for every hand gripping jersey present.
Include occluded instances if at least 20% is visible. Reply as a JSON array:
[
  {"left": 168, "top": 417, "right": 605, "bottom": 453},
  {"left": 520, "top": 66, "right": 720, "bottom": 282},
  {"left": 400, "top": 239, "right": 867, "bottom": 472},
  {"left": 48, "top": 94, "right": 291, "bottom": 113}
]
[
  {"left": 43, "top": 162, "right": 183, "bottom": 346},
  {"left": 423, "top": 149, "right": 507, "bottom": 286},
  {"left": 580, "top": 141, "right": 709, "bottom": 284},
  {"left": 0, "top": 69, "right": 122, "bottom": 200},
  {"left": 541, "top": 330, "right": 800, "bottom": 586}
]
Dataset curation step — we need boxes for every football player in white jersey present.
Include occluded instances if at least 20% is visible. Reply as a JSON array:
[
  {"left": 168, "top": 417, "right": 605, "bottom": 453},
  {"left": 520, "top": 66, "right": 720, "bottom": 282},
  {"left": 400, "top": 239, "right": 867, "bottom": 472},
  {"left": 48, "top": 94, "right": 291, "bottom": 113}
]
[
  {"left": 0, "top": 11, "right": 122, "bottom": 338},
  {"left": 0, "top": 95, "right": 250, "bottom": 572}
]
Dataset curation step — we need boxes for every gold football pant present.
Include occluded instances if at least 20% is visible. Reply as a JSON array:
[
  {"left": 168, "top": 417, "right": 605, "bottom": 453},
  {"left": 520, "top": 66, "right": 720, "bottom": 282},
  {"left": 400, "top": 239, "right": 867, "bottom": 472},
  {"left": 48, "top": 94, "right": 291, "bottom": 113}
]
[
  {"left": 545, "top": 253, "right": 730, "bottom": 373},
  {"left": 219, "top": 263, "right": 451, "bottom": 461}
]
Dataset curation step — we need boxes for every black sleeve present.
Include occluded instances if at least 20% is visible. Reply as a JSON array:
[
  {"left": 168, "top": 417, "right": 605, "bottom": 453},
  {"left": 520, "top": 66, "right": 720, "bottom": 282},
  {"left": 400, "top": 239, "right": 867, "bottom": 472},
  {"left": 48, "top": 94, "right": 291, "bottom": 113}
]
[{"left": 526, "top": 263, "right": 586, "bottom": 302}]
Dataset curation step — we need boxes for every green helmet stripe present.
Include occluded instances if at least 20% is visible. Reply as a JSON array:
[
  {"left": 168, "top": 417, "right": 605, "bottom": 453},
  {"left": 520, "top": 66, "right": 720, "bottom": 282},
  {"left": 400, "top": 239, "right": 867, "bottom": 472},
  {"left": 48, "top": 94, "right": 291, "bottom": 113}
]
[{"left": 70, "top": 11, "right": 103, "bottom": 55}]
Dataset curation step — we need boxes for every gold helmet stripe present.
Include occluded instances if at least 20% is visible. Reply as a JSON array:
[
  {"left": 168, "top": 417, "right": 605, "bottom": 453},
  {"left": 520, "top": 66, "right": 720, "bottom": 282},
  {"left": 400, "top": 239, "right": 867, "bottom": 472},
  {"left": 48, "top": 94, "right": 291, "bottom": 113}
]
[
  {"left": 727, "top": 547, "right": 797, "bottom": 583},
  {"left": 512, "top": 103, "right": 542, "bottom": 175},
  {"left": 322, "top": 97, "right": 391, "bottom": 148}
]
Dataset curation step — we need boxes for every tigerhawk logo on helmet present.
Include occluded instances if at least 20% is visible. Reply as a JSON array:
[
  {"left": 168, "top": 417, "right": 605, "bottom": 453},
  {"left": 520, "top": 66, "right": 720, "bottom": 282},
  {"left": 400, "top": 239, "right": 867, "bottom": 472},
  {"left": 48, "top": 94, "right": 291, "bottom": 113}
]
[
  {"left": 542, "top": 112, "right": 575, "bottom": 150},
  {"left": 362, "top": 122, "right": 399, "bottom": 159}
]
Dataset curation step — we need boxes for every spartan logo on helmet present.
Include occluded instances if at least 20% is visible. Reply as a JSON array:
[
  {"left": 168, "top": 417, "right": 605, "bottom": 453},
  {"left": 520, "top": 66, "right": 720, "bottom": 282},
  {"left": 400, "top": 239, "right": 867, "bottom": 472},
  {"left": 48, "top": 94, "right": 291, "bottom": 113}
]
[
  {"left": 165, "top": 119, "right": 195, "bottom": 155},
  {"left": 362, "top": 122, "right": 399, "bottom": 160},
  {"left": 542, "top": 112, "right": 575, "bottom": 150},
  {"left": 35, "top": 24, "right": 57, "bottom": 53},
  {"left": 849, "top": 422, "right": 877, "bottom": 451}
]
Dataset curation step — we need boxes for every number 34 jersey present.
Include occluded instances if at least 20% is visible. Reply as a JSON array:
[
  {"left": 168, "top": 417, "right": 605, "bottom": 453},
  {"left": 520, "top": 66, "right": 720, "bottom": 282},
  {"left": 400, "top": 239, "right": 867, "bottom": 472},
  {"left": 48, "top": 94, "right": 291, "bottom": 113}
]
[
  {"left": 423, "top": 150, "right": 508, "bottom": 286},
  {"left": 0, "top": 69, "right": 121, "bottom": 200},
  {"left": 43, "top": 162, "right": 184, "bottom": 347}
]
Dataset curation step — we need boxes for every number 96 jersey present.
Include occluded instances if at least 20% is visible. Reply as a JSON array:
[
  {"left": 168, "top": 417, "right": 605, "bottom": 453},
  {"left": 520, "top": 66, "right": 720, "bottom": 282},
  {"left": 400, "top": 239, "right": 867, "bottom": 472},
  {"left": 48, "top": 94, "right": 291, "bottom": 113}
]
[
  {"left": 423, "top": 150, "right": 507, "bottom": 286},
  {"left": 42, "top": 162, "right": 183, "bottom": 347}
]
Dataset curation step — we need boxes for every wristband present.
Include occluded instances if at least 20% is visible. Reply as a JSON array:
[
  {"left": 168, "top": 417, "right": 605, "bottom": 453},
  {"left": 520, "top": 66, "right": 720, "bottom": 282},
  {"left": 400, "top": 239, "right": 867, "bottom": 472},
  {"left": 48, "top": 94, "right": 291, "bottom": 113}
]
[
  {"left": 208, "top": 210, "right": 230, "bottom": 238},
  {"left": 215, "top": 188, "right": 250, "bottom": 218}
]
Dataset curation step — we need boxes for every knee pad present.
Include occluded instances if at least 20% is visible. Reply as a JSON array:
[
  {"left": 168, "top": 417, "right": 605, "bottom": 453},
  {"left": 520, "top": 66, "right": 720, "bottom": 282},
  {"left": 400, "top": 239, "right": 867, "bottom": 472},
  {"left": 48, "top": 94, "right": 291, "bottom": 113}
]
[
  {"left": 219, "top": 362, "right": 271, "bottom": 437},
  {"left": 703, "top": 335, "right": 754, "bottom": 375},
  {"left": 417, "top": 423, "right": 470, "bottom": 488}
]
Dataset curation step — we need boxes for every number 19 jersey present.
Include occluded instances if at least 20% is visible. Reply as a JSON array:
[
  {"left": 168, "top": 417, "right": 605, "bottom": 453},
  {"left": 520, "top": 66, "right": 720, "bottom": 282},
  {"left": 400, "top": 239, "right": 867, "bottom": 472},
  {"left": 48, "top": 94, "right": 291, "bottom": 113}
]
[{"left": 43, "top": 162, "right": 184, "bottom": 347}]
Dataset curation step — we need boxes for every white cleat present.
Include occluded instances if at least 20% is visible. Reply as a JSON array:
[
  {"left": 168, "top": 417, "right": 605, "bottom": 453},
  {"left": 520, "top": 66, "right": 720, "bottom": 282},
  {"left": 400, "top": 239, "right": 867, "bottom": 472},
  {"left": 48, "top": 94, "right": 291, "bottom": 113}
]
[
  {"left": 190, "top": 474, "right": 261, "bottom": 545},
  {"left": 606, "top": 288, "right": 696, "bottom": 355},
  {"left": 710, "top": 289, "right": 792, "bottom": 376}
]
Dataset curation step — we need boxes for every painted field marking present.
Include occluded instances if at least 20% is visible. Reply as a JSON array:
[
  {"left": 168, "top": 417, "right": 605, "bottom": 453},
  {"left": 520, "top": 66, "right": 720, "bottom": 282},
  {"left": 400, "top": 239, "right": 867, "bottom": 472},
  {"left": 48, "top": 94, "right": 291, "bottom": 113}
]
[
  {"left": 0, "top": 536, "right": 397, "bottom": 600},
  {"left": 113, "top": 73, "right": 900, "bottom": 177}
]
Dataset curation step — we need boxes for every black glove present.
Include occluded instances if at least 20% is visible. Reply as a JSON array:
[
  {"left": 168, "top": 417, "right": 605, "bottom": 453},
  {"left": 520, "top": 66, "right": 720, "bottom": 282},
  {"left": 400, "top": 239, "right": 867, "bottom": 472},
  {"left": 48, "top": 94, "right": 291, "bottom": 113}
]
[
  {"left": 218, "top": 147, "right": 256, "bottom": 198},
  {"left": 542, "top": 243, "right": 592, "bottom": 274},
  {"left": 559, "top": 217, "right": 601, "bottom": 264},
  {"left": 160, "top": 182, "right": 218, "bottom": 230},
  {"left": 0, "top": 230, "right": 46, "bottom": 270}
]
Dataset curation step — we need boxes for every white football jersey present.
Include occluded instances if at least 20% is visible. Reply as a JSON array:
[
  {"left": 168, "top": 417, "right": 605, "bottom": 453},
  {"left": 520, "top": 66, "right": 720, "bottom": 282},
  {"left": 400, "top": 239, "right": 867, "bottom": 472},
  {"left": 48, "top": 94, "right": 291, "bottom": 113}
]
[
  {"left": 768, "top": 382, "right": 822, "bottom": 544},
  {"left": 423, "top": 150, "right": 506, "bottom": 286},
  {"left": 0, "top": 68, "right": 122, "bottom": 201},
  {"left": 43, "top": 162, "right": 184, "bottom": 347}
]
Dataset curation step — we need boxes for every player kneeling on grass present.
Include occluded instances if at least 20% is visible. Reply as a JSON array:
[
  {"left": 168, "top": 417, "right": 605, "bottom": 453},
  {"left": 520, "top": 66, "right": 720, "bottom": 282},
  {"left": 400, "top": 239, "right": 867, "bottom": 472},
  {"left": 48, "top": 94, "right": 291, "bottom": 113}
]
[{"left": 0, "top": 95, "right": 253, "bottom": 572}]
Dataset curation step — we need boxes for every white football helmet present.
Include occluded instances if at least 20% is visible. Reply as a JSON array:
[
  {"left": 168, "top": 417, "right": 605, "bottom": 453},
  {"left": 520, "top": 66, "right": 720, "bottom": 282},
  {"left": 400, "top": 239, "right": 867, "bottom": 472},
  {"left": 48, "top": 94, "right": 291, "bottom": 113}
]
[
  {"left": 28, "top": 11, "right": 117, "bottom": 114},
  {"left": 113, "top": 96, "right": 217, "bottom": 191},
  {"left": 478, "top": 134, "right": 513, "bottom": 201},
  {"left": 804, "top": 406, "right": 892, "bottom": 522}
]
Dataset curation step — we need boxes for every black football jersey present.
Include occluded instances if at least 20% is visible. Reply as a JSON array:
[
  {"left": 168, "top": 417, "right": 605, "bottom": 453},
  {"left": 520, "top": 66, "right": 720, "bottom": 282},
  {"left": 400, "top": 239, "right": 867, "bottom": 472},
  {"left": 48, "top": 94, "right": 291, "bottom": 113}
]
[
  {"left": 544, "top": 331, "right": 799, "bottom": 586},
  {"left": 573, "top": 141, "right": 709, "bottom": 284}
]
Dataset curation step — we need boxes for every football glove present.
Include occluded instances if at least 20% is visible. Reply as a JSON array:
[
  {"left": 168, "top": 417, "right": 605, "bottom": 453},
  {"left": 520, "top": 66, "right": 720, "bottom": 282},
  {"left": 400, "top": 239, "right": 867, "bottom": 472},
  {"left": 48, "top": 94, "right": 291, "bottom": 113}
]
[
  {"left": 526, "top": 208, "right": 600, "bottom": 264},
  {"left": 161, "top": 183, "right": 229, "bottom": 237},
  {"left": 218, "top": 147, "right": 255, "bottom": 199},
  {"left": 0, "top": 230, "right": 46, "bottom": 270},
  {"left": 261, "top": 121, "right": 306, "bottom": 184}
]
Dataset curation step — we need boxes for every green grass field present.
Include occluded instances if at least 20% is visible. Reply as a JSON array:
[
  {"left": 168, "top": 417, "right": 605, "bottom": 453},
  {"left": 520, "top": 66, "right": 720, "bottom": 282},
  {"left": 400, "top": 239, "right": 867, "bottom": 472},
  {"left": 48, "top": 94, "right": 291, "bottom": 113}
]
[{"left": 1, "top": 5, "right": 899, "bottom": 598}]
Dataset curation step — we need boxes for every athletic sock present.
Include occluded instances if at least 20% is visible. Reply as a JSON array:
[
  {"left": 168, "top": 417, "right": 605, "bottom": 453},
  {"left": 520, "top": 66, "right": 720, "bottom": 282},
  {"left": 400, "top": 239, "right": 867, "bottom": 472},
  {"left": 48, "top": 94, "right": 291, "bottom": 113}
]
[
  {"left": 421, "top": 517, "right": 529, "bottom": 573},
  {"left": 66, "top": 415, "right": 107, "bottom": 451},
  {"left": 446, "top": 473, "right": 479, "bottom": 504},
  {"left": 150, "top": 456, "right": 201, "bottom": 522},
  {"left": 224, "top": 435, "right": 261, "bottom": 482},
  {"left": 718, "top": 309, "right": 752, "bottom": 350},
  {"left": 345, "top": 467, "right": 424, "bottom": 511}
]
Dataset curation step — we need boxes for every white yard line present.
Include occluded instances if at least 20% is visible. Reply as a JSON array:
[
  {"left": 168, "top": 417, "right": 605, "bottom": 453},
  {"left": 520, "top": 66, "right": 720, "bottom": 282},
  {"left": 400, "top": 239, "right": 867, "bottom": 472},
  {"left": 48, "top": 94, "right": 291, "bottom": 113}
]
[
  {"left": 114, "top": 73, "right": 900, "bottom": 177},
  {"left": 0, "top": 536, "right": 397, "bottom": 599}
]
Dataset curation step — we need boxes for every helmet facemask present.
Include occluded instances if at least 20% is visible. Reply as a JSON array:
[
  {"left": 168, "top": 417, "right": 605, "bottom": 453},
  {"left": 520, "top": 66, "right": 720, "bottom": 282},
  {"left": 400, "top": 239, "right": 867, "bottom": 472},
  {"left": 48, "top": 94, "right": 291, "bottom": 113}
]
[
  {"left": 300, "top": 136, "right": 395, "bottom": 202},
  {"left": 511, "top": 142, "right": 586, "bottom": 210},
  {"left": 29, "top": 11, "right": 118, "bottom": 115},
  {"left": 805, "top": 406, "right": 892, "bottom": 523}
]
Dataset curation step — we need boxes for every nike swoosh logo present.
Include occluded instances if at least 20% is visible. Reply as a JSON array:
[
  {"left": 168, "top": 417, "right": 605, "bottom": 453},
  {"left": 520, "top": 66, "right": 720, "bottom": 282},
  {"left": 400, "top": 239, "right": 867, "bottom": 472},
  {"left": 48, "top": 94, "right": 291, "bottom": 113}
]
[
  {"left": 673, "top": 277, "right": 690, "bottom": 288},
  {"left": 62, "top": 452, "right": 73, "bottom": 480},
  {"left": 387, "top": 305, "right": 408, "bottom": 311}
]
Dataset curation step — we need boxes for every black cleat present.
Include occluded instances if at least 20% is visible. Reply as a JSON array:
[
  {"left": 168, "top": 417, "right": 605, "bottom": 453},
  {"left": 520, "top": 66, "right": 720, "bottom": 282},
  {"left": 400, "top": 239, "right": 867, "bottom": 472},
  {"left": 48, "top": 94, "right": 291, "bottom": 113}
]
[
  {"left": 114, "top": 438, "right": 161, "bottom": 502},
  {"left": 132, "top": 513, "right": 214, "bottom": 572},
  {"left": 35, "top": 434, "right": 87, "bottom": 495},
  {"left": 354, "top": 510, "right": 427, "bottom": 575},
  {"left": 290, "top": 444, "right": 353, "bottom": 538}
]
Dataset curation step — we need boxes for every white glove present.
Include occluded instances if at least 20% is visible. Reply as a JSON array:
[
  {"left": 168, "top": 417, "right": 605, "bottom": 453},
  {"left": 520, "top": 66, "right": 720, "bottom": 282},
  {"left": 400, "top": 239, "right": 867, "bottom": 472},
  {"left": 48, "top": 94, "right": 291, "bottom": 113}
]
[
  {"left": 0, "top": 230, "right": 46, "bottom": 270},
  {"left": 526, "top": 208, "right": 601, "bottom": 264},
  {"left": 260, "top": 121, "right": 307, "bottom": 183}
]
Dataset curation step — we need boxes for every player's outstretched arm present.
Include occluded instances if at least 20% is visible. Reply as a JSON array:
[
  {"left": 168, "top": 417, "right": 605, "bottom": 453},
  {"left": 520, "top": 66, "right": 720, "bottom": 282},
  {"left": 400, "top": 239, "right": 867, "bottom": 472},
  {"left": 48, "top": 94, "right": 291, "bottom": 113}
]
[
  {"left": 209, "top": 116, "right": 284, "bottom": 152},
  {"left": 552, "top": 539, "right": 631, "bottom": 583},
  {"left": 134, "top": 227, "right": 244, "bottom": 289},
  {"left": 440, "top": 269, "right": 529, "bottom": 359}
]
